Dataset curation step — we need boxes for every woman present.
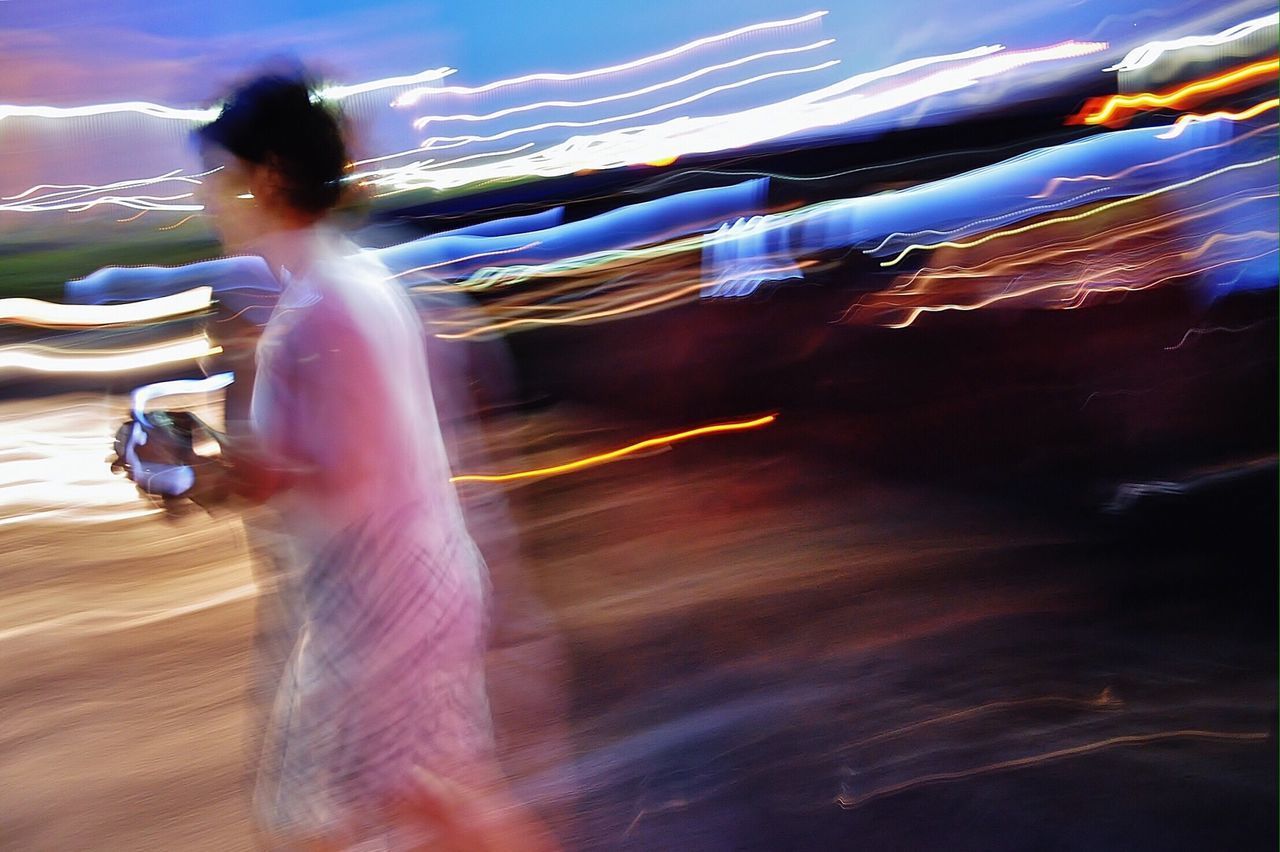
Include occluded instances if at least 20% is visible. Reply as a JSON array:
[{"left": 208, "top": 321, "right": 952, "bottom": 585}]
[{"left": 130, "top": 72, "right": 552, "bottom": 850}]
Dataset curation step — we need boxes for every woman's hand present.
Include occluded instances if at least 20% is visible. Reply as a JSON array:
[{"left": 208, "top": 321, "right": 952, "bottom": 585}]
[{"left": 111, "top": 411, "right": 233, "bottom": 512}]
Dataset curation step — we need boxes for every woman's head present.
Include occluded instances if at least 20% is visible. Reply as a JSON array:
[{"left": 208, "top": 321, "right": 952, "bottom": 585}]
[{"left": 196, "top": 73, "right": 349, "bottom": 250}]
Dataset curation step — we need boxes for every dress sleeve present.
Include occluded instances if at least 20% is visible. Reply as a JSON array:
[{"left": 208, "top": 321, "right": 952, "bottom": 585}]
[{"left": 250, "top": 305, "right": 386, "bottom": 488}]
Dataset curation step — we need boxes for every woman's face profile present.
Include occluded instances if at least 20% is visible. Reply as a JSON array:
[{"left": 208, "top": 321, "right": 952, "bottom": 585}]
[{"left": 198, "top": 145, "right": 272, "bottom": 254}]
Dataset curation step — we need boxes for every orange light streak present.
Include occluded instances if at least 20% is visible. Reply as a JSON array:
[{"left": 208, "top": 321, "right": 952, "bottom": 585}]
[
  {"left": 836, "top": 729, "right": 1268, "bottom": 810},
  {"left": 840, "top": 690, "right": 1122, "bottom": 752},
  {"left": 157, "top": 214, "right": 197, "bottom": 231},
  {"left": 451, "top": 414, "right": 777, "bottom": 483},
  {"left": 1079, "top": 57, "right": 1278, "bottom": 125}
]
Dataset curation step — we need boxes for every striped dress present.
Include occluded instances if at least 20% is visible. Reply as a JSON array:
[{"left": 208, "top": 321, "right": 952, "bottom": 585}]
[{"left": 247, "top": 228, "right": 494, "bottom": 838}]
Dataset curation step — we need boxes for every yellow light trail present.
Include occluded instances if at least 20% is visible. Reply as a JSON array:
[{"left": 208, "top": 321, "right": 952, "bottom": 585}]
[
  {"left": 156, "top": 213, "right": 198, "bottom": 231},
  {"left": 880, "top": 154, "right": 1279, "bottom": 267},
  {"left": 439, "top": 258, "right": 811, "bottom": 339},
  {"left": 1081, "top": 57, "right": 1279, "bottom": 125},
  {"left": 1157, "top": 97, "right": 1280, "bottom": 139},
  {"left": 435, "top": 281, "right": 705, "bottom": 339},
  {"left": 450, "top": 414, "right": 777, "bottom": 483},
  {"left": 0, "top": 287, "right": 211, "bottom": 327}
]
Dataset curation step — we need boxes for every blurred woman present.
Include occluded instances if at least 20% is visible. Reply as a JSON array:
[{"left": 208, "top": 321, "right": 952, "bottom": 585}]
[{"left": 149, "top": 72, "right": 554, "bottom": 851}]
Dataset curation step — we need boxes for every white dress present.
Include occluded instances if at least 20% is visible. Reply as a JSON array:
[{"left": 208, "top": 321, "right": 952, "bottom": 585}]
[{"left": 248, "top": 228, "right": 493, "bottom": 837}]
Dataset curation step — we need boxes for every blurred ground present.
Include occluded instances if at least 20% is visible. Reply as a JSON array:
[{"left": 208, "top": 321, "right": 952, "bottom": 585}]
[{"left": 0, "top": 398, "right": 1273, "bottom": 850}]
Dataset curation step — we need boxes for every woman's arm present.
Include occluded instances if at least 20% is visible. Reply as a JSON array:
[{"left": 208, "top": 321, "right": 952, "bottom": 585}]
[{"left": 182, "top": 417, "right": 297, "bottom": 506}]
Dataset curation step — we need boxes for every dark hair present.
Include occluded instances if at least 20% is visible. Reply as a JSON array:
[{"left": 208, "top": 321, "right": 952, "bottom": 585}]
[{"left": 197, "top": 73, "right": 348, "bottom": 215}]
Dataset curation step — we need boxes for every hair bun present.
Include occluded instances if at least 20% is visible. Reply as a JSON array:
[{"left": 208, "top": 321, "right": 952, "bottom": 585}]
[{"left": 196, "top": 71, "right": 348, "bottom": 215}]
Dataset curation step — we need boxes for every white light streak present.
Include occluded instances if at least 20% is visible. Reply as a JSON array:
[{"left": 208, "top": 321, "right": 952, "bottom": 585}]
[
  {"left": 0, "top": 67, "right": 457, "bottom": 124},
  {"left": 0, "top": 287, "right": 212, "bottom": 327},
  {"left": 1104, "top": 12, "right": 1279, "bottom": 73},
  {"left": 0, "top": 334, "right": 220, "bottom": 375},
  {"left": 418, "top": 61, "right": 842, "bottom": 150},
  {"left": 373, "top": 41, "right": 1103, "bottom": 194},
  {"left": 392, "top": 11, "right": 830, "bottom": 106},
  {"left": 131, "top": 372, "right": 234, "bottom": 423},
  {"left": 411, "top": 40, "right": 835, "bottom": 128}
]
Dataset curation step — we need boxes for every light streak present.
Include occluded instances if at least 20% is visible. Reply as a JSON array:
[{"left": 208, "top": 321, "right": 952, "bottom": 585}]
[
  {"left": 411, "top": 40, "right": 835, "bottom": 128},
  {"left": 835, "top": 729, "right": 1268, "bottom": 810},
  {"left": 411, "top": 43, "right": 1004, "bottom": 154},
  {"left": 4, "top": 33, "right": 1108, "bottom": 213},
  {"left": 0, "top": 395, "right": 225, "bottom": 525},
  {"left": 436, "top": 281, "right": 707, "bottom": 339},
  {"left": 460, "top": 230, "right": 710, "bottom": 291},
  {"left": 1156, "top": 97, "right": 1280, "bottom": 138},
  {"left": 872, "top": 126, "right": 1275, "bottom": 252},
  {"left": 0, "top": 582, "right": 257, "bottom": 642},
  {"left": 846, "top": 175, "right": 1278, "bottom": 328},
  {"left": 350, "top": 143, "right": 533, "bottom": 177},
  {"left": 0, "top": 506, "right": 162, "bottom": 531},
  {"left": 419, "top": 61, "right": 842, "bottom": 149},
  {"left": 157, "top": 213, "right": 198, "bottom": 231},
  {"left": 316, "top": 67, "right": 455, "bottom": 100},
  {"left": 883, "top": 245, "right": 1277, "bottom": 328},
  {"left": 3, "top": 169, "right": 205, "bottom": 201},
  {"left": 840, "top": 691, "right": 1122, "bottom": 752},
  {"left": 1164, "top": 319, "right": 1273, "bottom": 350},
  {"left": 400, "top": 179, "right": 770, "bottom": 291},
  {"left": 3, "top": 193, "right": 203, "bottom": 214},
  {"left": 450, "top": 414, "right": 777, "bottom": 483},
  {"left": 6, "top": 39, "right": 1066, "bottom": 208},
  {"left": 392, "top": 11, "right": 830, "bottom": 106},
  {"left": 1029, "top": 121, "right": 1276, "bottom": 198},
  {"left": 0, "top": 334, "right": 220, "bottom": 375},
  {"left": 440, "top": 259, "right": 810, "bottom": 339},
  {"left": 2, "top": 169, "right": 213, "bottom": 214},
  {"left": 867, "top": 185, "right": 1115, "bottom": 256},
  {"left": 0, "top": 67, "right": 456, "bottom": 124},
  {"left": 1104, "top": 12, "right": 1279, "bottom": 73},
  {"left": 1056, "top": 248, "right": 1278, "bottom": 310},
  {"left": 0, "top": 101, "right": 218, "bottom": 123},
  {"left": 390, "top": 242, "right": 542, "bottom": 280},
  {"left": 0, "top": 287, "right": 211, "bottom": 327},
  {"left": 1080, "top": 57, "right": 1279, "bottom": 125},
  {"left": 891, "top": 191, "right": 1275, "bottom": 289},
  {"left": 879, "top": 154, "right": 1280, "bottom": 267},
  {"left": 131, "top": 372, "right": 234, "bottom": 424},
  {"left": 382, "top": 41, "right": 1102, "bottom": 193}
]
